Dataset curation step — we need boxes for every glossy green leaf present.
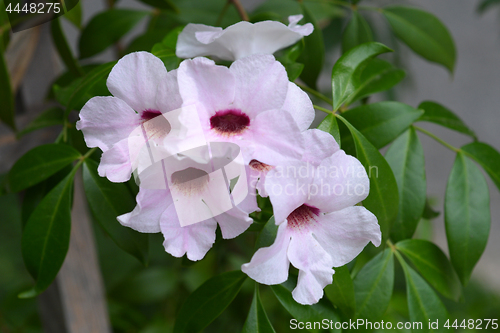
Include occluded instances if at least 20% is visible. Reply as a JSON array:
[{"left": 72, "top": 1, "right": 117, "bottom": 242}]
[
  {"left": 422, "top": 199, "right": 440, "bottom": 220},
  {"left": 347, "top": 59, "right": 406, "bottom": 104},
  {"left": 418, "top": 101, "right": 476, "bottom": 139},
  {"left": 151, "top": 27, "right": 182, "bottom": 70},
  {"left": 173, "top": 271, "right": 247, "bottom": 333},
  {"left": 242, "top": 285, "right": 276, "bottom": 333},
  {"left": 383, "top": 6, "right": 456, "bottom": 72},
  {"left": 337, "top": 116, "right": 399, "bottom": 237},
  {"left": 271, "top": 284, "right": 340, "bottom": 333},
  {"left": 9, "top": 144, "right": 81, "bottom": 192},
  {"left": 398, "top": 258, "right": 449, "bottom": 332},
  {"left": 255, "top": 216, "right": 278, "bottom": 250},
  {"left": 340, "top": 101, "right": 423, "bottom": 151},
  {"left": 342, "top": 11, "right": 373, "bottom": 53},
  {"left": 461, "top": 142, "right": 500, "bottom": 193},
  {"left": 353, "top": 249, "right": 394, "bottom": 321},
  {"left": 51, "top": 17, "right": 83, "bottom": 77},
  {"left": 331, "top": 42, "right": 392, "bottom": 111},
  {"left": 445, "top": 152, "right": 490, "bottom": 285},
  {"left": 79, "top": 9, "right": 148, "bottom": 59},
  {"left": 83, "top": 159, "right": 148, "bottom": 264},
  {"left": 138, "top": 0, "right": 178, "bottom": 10},
  {"left": 396, "top": 239, "right": 461, "bottom": 301},
  {"left": 0, "top": 40, "right": 15, "bottom": 130},
  {"left": 318, "top": 114, "right": 341, "bottom": 147},
  {"left": 298, "top": 3, "right": 325, "bottom": 89},
  {"left": 62, "top": 0, "right": 82, "bottom": 28},
  {"left": 324, "top": 265, "right": 355, "bottom": 319},
  {"left": 20, "top": 165, "right": 78, "bottom": 297},
  {"left": 57, "top": 61, "right": 116, "bottom": 115},
  {"left": 17, "top": 107, "right": 64, "bottom": 138},
  {"left": 385, "top": 128, "right": 426, "bottom": 241}
]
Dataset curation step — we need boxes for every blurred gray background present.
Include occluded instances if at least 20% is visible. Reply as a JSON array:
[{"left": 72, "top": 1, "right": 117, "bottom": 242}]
[{"left": 2, "top": 0, "right": 499, "bottom": 292}]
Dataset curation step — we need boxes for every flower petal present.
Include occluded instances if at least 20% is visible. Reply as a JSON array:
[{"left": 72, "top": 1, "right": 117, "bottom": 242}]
[
  {"left": 77, "top": 96, "right": 140, "bottom": 152},
  {"left": 282, "top": 82, "right": 315, "bottom": 132},
  {"left": 176, "top": 24, "right": 230, "bottom": 60},
  {"left": 98, "top": 138, "right": 134, "bottom": 183},
  {"left": 230, "top": 55, "right": 288, "bottom": 116},
  {"left": 241, "top": 223, "right": 291, "bottom": 285},
  {"left": 160, "top": 203, "right": 217, "bottom": 261},
  {"left": 117, "top": 187, "right": 169, "bottom": 233},
  {"left": 312, "top": 206, "right": 381, "bottom": 268},
  {"left": 287, "top": 231, "right": 335, "bottom": 305},
  {"left": 302, "top": 129, "right": 339, "bottom": 166},
  {"left": 287, "top": 15, "right": 314, "bottom": 36},
  {"left": 214, "top": 206, "right": 253, "bottom": 239},
  {"left": 107, "top": 51, "right": 167, "bottom": 112},
  {"left": 155, "top": 69, "right": 183, "bottom": 114}
]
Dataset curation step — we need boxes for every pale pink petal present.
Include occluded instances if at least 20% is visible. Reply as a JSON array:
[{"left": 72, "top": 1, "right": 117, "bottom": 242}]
[
  {"left": 98, "top": 138, "right": 133, "bottom": 183},
  {"left": 287, "top": 15, "right": 314, "bottom": 36},
  {"left": 310, "top": 150, "right": 370, "bottom": 212},
  {"left": 287, "top": 231, "right": 335, "bottom": 305},
  {"left": 241, "top": 223, "right": 291, "bottom": 284},
  {"left": 107, "top": 52, "right": 167, "bottom": 113},
  {"left": 246, "top": 109, "right": 304, "bottom": 165},
  {"left": 302, "top": 129, "right": 339, "bottom": 166},
  {"left": 264, "top": 161, "right": 312, "bottom": 223},
  {"left": 160, "top": 203, "right": 217, "bottom": 261},
  {"left": 155, "top": 69, "right": 183, "bottom": 114},
  {"left": 214, "top": 206, "right": 253, "bottom": 239},
  {"left": 311, "top": 206, "right": 381, "bottom": 267},
  {"left": 282, "top": 82, "right": 315, "bottom": 132},
  {"left": 76, "top": 96, "right": 140, "bottom": 152},
  {"left": 177, "top": 57, "right": 235, "bottom": 114},
  {"left": 230, "top": 55, "right": 288, "bottom": 116},
  {"left": 176, "top": 24, "right": 231, "bottom": 60},
  {"left": 117, "top": 188, "right": 170, "bottom": 233}
]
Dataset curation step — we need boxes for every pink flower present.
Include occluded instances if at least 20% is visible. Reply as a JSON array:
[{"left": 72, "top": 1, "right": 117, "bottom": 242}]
[
  {"left": 76, "top": 52, "right": 182, "bottom": 183},
  {"left": 177, "top": 54, "right": 314, "bottom": 166},
  {"left": 176, "top": 15, "right": 314, "bottom": 61},
  {"left": 241, "top": 131, "right": 381, "bottom": 305}
]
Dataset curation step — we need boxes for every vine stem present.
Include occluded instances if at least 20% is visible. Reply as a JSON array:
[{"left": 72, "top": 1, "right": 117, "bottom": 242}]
[
  {"left": 230, "top": 0, "right": 249, "bottom": 21},
  {"left": 313, "top": 105, "right": 333, "bottom": 114},
  {"left": 413, "top": 125, "right": 460, "bottom": 153},
  {"left": 296, "top": 83, "right": 334, "bottom": 105}
]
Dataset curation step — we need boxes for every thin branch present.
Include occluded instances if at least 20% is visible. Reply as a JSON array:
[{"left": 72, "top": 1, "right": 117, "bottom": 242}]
[
  {"left": 230, "top": 0, "right": 249, "bottom": 21},
  {"left": 413, "top": 125, "right": 460, "bottom": 153},
  {"left": 296, "top": 83, "right": 334, "bottom": 105}
]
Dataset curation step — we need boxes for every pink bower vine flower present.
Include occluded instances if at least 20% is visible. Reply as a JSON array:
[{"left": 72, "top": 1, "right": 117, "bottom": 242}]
[
  {"left": 176, "top": 15, "right": 314, "bottom": 61},
  {"left": 242, "top": 130, "right": 382, "bottom": 305}
]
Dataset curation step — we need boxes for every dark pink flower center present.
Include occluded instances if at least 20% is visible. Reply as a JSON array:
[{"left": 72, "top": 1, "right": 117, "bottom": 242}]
[
  {"left": 287, "top": 204, "right": 320, "bottom": 230},
  {"left": 171, "top": 167, "right": 210, "bottom": 196},
  {"left": 249, "top": 159, "right": 274, "bottom": 173},
  {"left": 141, "top": 109, "right": 171, "bottom": 139},
  {"left": 210, "top": 109, "right": 250, "bottom": 136}
]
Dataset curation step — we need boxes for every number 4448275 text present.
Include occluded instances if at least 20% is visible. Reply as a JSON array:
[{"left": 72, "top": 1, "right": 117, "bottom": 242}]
[
  {"left": 444, "top": 319, "right": 498, "bottom": 330},
  {"left": 5, "top": 2, "right": 61, "bottom": 14}
]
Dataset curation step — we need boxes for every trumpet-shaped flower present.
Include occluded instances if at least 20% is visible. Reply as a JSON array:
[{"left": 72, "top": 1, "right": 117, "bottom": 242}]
[{"left": 176, "top": 15, "right": 314, "bottom": 61}]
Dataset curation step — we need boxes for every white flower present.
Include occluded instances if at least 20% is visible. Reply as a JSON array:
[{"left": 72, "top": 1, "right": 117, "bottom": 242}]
[{"left": 176, "top": 15, "right": 314, "bottom": 61}]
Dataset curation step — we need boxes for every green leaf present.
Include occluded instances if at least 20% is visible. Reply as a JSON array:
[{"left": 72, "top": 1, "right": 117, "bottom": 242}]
[
  {"left": 353, "top": 249, "right": 394, "bottom": 321},
  {"left": 57, "top": 61, "right": 116, "bottom": 115},
  {"left": 255, "top": 216, "right": 278, "bottom": 250},
  {"left": 79, "top": 9, "right": 148, "bottom": 59},
  {"left": 445, "top": 152, "right": 490, "bottom": 285},
  {"left": 271, "top": 284, "right": 340, "bottom": 333},
  {"left": 151, "top": 27, "right": 182, "bottom": 70},
  {"left": 398, "top": 257, "right": 449, "bottom": 332},
  {"left": 478, "top": 0, "right": 500, "bottom": 13},
  {"left": 83, "top": 159, "right": 148, "bottom": 264},
  {"left": 422, "top": 199, "right": 440, "bottom": 220},
  {"left": 461, "top": 142, "right": 500, "bottom": 193},
  {"left": 173, "top": 270, "right": 247, "bottom": 333},
  {"left": 342, "top": 11, "right": 373, "bottom": 53},
  {"left": 0, "top": 40, "right": 15, "bottom": 130},
  {"left": 340, "top": 101, "right": 423, "bottom": 151},
  {"left": 137, "top": 0, "right": 178, "bottom": 10},
  {"left": 17, "top": 107, "right": 64, "bottom": 138},
  {"left": 382, "top": 6, "right": 456, "bottom": 72},
  {"left": 347, "top": 59, "right": 406, "bottom": 104},
  {"left": 242, "top": 285, "right": 276, "bottom": 333},
  {"left": 62, "top": 0, "right": 82, "bottom": 28},
  {"left": 20, "top": 165, "right": 79, "bottom": 297},
  {"left": 396, "top": 239, "right": 462, "bottom": 301},
  {"left": 331, "top": 42, "right": 392, "bottom": 111},
  {"left": 385, "top": 128, "right": 426, "bottom": 241},
  {"left": 417, "top": 101, "right": 476, "bottom": 139},
  {"left": 318, "top": 114, "right": 341, "bottom": 147},
  {"left": 9, "top": 144, "right": 81, "bottom": 192},
  {"left": 324, "top": 265, "right": 355, "bottom": 319},
  {"left": 51, "top": 17, "right": 83, "bottom": 77},
  {"left": 298, "top": 3, "right": 325, "bottom": 89},
  {"left": 337, "top": 116, "right": 399, "bottom": 237}
]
